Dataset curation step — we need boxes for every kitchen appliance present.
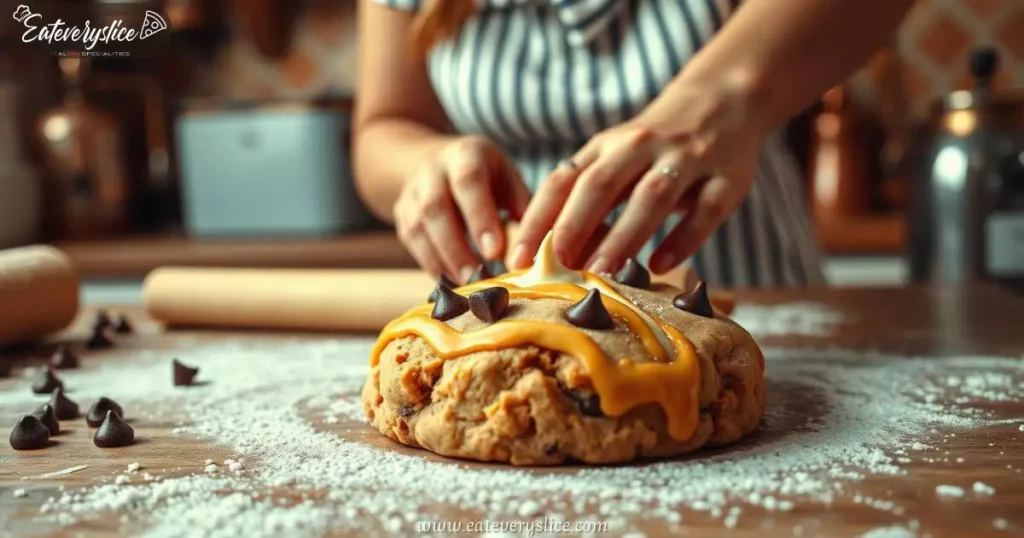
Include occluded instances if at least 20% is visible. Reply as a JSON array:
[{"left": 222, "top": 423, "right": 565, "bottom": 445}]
[
  {"left": 36, "top": 57, "right": 131, "bottom": 240},
  {"left": 907, "top": 48, "right": 1024, "bottom": 293},
  {"left": 175, "top": 99, "right": 373, "bottom": 237}
]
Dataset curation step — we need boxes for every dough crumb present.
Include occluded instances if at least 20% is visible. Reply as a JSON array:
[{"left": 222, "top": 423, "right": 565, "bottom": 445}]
[
  {"left": 203, "top": 464, "right": 218, "bottom": 474},
  {"left": 993, "top": 518, "right": 1009, "bottom": 530},
  {"left": 229, "top": 462, "right": 244, "bottom": 472},
  {"left": 203, "top": 459, "right": 214, "bottom": 465},
  {"left": 114, "top": 475, "right": 130, "bottom": 485},
  {"left": 13, "top": 489, "right": 27, "bottom": 498},
  {"left": 127, "top": 463, "right": 141, "bottom": 473}
]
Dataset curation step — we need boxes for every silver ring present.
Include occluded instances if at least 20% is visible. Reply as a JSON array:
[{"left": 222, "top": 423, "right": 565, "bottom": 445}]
[
  {"left": 658, "top": 165, "right": 680, "bottom": 178},
  {"left": 557, "top": 159, "right": 579, "bottom": 170}
]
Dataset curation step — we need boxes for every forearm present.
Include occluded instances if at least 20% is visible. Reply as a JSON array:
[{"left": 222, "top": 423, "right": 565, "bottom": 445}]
[
  {"left": 351, "top": 118, "right": 456, "bottom": 222},
  {"left": 674, "top": 0, "right": 915, "bottom": 130}
]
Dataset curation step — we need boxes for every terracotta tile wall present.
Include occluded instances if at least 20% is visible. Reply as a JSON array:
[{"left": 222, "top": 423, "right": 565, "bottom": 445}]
[
  {"left": 194, "top": 0, "right": 1023, "bottom": 117},
  {"left": 853, "top": 0, "right": 1023, "bottom": 117}
]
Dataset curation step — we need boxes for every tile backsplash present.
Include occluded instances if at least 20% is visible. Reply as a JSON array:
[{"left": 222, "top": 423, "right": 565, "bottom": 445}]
[{"left": 195, "top": 0, "right": 1022, "bottom": 117}]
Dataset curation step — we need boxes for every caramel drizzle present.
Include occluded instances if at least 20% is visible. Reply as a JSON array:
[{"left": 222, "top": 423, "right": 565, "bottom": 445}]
[{"left": 370, "top": 273, "right": 701, "bottom": 441}]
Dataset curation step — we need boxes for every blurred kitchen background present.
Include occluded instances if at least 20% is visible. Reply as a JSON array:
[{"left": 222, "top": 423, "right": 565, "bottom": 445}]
[{"left": 0, "top": 0, "right": 1022, "bottom": 304}]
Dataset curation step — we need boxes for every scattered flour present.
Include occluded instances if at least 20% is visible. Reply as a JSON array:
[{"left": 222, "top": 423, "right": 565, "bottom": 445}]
[
  {"left": 973, "top": 482, "right": 996, "bottom": 495},
  {"left": 860, "top": 525, "right": 916, "bottom": 538},
  {"left": 0, "top": 303, "right": 1016, "bottom": 538},
  {"left": 731, "top": 302, "right": 844, "bottom": 337},
  {"left": 935, "top": 485, "right": 965, "bottom": 498}
]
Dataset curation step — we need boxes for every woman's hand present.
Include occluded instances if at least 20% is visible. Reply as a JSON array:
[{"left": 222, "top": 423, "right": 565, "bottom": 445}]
[
  {"left": 510, "top": 72, "right": 770, "bottom": 275},
  {"left": 394, "top": 135, "right": 531, "bottom": 283}
]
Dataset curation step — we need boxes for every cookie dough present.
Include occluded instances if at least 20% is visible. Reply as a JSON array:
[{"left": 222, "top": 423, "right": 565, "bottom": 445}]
[{"left": 362, "top": 233, "right": 765, "bottom": 465}]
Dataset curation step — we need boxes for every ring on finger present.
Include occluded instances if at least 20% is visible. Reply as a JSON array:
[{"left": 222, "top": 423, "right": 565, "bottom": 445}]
[
  {"left": 557, "top": 159, "right": 579, "bottom": 170},
  {"left": 657, "top": 165, "right": 680, "bottom": 179}
]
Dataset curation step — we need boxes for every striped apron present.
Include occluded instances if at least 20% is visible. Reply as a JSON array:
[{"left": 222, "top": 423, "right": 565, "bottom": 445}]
[{"left": 375, "top": 0, "right": 825, "bottom": 288}]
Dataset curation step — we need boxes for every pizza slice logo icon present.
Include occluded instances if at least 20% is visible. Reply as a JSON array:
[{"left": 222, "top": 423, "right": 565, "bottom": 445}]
[{"left": 139, "top": 10, "right": 167, "bottom": 40}]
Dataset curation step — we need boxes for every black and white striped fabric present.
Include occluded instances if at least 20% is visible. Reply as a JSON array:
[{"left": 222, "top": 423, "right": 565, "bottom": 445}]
[{"left": 374, "top": 0, "right": 825, "bottom": 287}]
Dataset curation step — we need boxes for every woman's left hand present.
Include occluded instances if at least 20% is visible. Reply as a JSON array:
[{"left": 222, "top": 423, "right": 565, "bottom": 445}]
[{"left": 510, "top": 74, "right": 770, "bottom": 275}]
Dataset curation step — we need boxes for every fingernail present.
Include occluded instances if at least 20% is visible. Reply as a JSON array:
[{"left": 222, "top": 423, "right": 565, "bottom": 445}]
[
  {"left": 480, "top": 232, "right": 499, "bottom": 260},
  {"left": 459, "top": 266, "right": 475, "bottom": 283},
  {"left": 510, "top": 243, "right": 527, "bottom": 269},
  {"left": 589, "top": 257, "right": 609, "bottom": 274}
]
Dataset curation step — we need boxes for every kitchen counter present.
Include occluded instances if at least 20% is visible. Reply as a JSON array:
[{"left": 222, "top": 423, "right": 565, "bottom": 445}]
[{"left": 2, "top": 285, "right": 1022, "bottom": 536}]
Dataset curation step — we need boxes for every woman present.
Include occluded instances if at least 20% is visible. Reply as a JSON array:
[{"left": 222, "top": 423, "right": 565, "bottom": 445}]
[{"left": 353, "top": 0, "right": 912, "bottom": 287}]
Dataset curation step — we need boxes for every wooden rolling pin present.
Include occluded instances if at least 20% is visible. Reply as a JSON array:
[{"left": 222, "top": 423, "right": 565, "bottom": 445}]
[
  {"left": 0, "top": 245, "right": 80, "bottom": 346},
  {"left": 144, "top": 267, "right": 733, "bottom": 333}
]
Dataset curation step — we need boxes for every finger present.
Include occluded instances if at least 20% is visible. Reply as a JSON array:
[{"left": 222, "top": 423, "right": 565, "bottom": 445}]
[
  {"left": 416, "top": 170, "right": 480, "bottom": 283},
  {"left": 496, "top": 159, "right": 531, "bottom": 222},
  {"left": 510, "top": 141, "right": 603, "bottom": 269},
  {"left": 649, "top": 176, "right": 741, "bottom": 273},
  {"left": 588, "top": 158, "right": 695, "bottom": 274},
  {"left": 552, "top": 142, "right": 654, "bottom": 270},
  {"left": 509, "top": 158, "right": 587, "bottom": 269},
  {"left": 444, "top": 144, "right": 505, "bottom": 260},
  {"left": 394, "top": 193, "right": 447, "bottom": 278}
]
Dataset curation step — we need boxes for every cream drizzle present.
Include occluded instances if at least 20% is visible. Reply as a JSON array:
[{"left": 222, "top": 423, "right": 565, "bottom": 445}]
[{"left": 501, "top": 232, "right": 674, "bottom": 355}]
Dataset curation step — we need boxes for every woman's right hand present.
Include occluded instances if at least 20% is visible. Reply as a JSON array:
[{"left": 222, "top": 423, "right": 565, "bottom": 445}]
[{"left": 393, "top": 135, "right": 531, "bottom": 283}]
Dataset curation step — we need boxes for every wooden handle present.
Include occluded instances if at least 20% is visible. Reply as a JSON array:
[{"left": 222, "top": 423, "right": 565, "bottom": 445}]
[
  {"left": 144, "top": 268, "right": 436, "bottom": 333},
  {"left": 0, "top": 245, "right": 80, "bottom": 346},
  {"left": 144, "top": 266, "right": 735, "bottom": 333}
]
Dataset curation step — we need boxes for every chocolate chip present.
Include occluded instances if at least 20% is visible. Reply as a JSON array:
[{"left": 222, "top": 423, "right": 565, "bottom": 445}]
[
  {"left": 613, "top": 258, "right": 651, "bottom": 289},
  {"left": 92, "top": 310, "right": 111, "bottom": 331},
  {"left": 564, "top": 289, "right": 612, "bottom": 330},
  {"left": 31, "top": 404, "right": 60, "bottom": 435},
  {"left": 468, "top": 287, "right": 509, "bottom": 323},
  {"left": 9, "top": 415, "right": 50, "bottom": 450},
  {"left": 113, "top": 314, "right": 134, "bottom": 334},
  {"left": 467, "top": 264, "right": 492, "bottom": 284},
  {"left": 430, "top": 285, "right": 469, "bottom": 322},
  {"left": 673, "top": 281, "right": 714, "bottom": 318},
  {"left": 50, "top": 388, "right": 80, "bottom": 420},
  {"left": 93, "top": 410, "right": 134, "bottom": 448},
  {"left": 50, "top": 345, "right": 79, "bottom": 370},
  {"left": 31, "top": 367, "right": 63, "bottom": 394},
  {"left": 397, "top": 405, "right": 416, "bottom": 417},
  {"left": 86, "top": 397, "right": 124, "bottom": 428},
  {"left": 86, "top": 327, "right": 114, "bottom": 350},
  {"left": 173, "top": 359, "right": 199, "bottom": 387},
  {"left": 568, "top": 391, "right": 604, "bottom": 417},
  {"left": 427, "top": 275, "right": 457, "bottom": 303}
]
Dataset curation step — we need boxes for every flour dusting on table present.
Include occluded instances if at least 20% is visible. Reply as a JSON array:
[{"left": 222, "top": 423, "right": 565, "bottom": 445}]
[{"left": 0, "top": 303, "right": 1019, "bottom": 537}]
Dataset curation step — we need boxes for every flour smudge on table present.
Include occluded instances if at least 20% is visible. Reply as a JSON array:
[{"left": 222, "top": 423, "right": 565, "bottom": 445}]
[{"left": 0, "top": 303, "right": 1018, "bottom": 537}]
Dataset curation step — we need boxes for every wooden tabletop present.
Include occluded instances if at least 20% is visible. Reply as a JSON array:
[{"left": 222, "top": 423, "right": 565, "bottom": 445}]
[{"left": 1, "top": 284, "right": 1023, "bottom": 537}]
